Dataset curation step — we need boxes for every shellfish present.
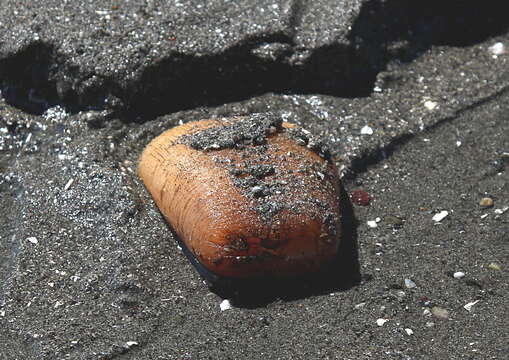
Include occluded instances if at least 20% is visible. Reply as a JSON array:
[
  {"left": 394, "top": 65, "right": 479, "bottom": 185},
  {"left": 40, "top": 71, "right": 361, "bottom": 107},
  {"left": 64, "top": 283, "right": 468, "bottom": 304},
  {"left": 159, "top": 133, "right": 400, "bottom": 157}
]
[{"left": 138, "top": 113, "right": 341, "bottom": 278}]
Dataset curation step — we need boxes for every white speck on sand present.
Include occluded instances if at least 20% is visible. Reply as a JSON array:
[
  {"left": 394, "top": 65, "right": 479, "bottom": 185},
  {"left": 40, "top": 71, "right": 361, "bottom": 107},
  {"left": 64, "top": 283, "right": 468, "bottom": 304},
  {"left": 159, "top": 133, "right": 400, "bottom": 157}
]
[
  {"left": 424, "top": 100, "right": 438, "bottom": 110},
  {"left": 494, "top": 206, "right": 508, "bottom": 215},
  {"left": 453, "top": 271, "right": 465, "bottom": 279},
  {"left": 220, "top": 299, "right": 232, "bottom": 311},
  {"left": 63, "top": 178, "right": 74, "bottom": 191},
  {"left": 404, "top": 279, "right": 416, "bottom": 288},
  {"left": 464, "top": 300, "right": 480, "bottom": 312},
  {"left": 367, "top": 220, "right": 378, "bottom": 228},
  {"left": 488, "top": 42, "right": 505, "bottom": 56},
  {"left": 360, "top": 125, "right": 373, "bottom": 135},
  {"left": 432, "top": 211, "right": 449, "bottom": 222},
  {"left": 354, "top": 302, "right": 366, "bottom": 309},
  {"left": 26, "top": 237, "right": 38, "bottom": 244}
]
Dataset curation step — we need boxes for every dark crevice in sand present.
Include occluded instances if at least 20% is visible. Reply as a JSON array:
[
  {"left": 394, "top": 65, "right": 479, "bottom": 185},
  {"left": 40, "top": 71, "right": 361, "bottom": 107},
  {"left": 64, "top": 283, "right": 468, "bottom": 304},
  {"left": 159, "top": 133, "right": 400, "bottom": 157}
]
[
  {"left": 0, "top": 42, "right": 60, "bottom": 115},
  {"left": 1, "top": 0, "right": 508, "bottom": 122},
  {"left": 350, "top": 0, "right": 509, "bottom": 65},
  {"left": 0, "top": 32, "right": 369, "bottom": 119}
]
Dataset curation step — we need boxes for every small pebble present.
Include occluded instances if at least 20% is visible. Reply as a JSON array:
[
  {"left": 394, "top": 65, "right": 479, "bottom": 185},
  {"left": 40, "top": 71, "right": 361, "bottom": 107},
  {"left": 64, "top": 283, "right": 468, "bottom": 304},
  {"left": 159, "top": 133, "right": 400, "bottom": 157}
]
[
  {"left": 479, "top": 197, "right": 494, "bottom": 208},
  {"left": 360, "top": 125, "right": 374, "bottom": 135},
  {"left": 491, "top": 159, "right": 505, "bottom": 173},
  {"left": 404, "top": 328, "right": 414, "bottom": 336},
  {"left": 350, "top": 189, "right": 371, "bottom": 206},
  {"left": 26, "top": 237, "right": 38, "bottom": 244},
  {"left": 422, "top": 309, "right": 432, "bottom": 316},
  {"left": 424, "top": 100, "right": 438, "bottom": 110},
  {"left": 488, "top": 263, "right": 501, "bottom": 271},
  {"left": 220, "top": 299, "right": 232, "bottom": 311},
  {"left": 384, "top": 215, "right": 403, "bottom": 228},
  {"left": 453, "top": 271, "right": 465, "bottom": 279},
  {"left": 367, "top": 220, "right": 378, "bottom": 228},
  {"left": 354, "top": 302, "right": 366, "bottom": 309},
  {"left": 494, "top": 206, "right": 508, "bottom": 215},
  {"left": 376, "top": 318, "right": 389, "bottom": 327},
  {"left": 63, "top": 178, "right": 75, "bottom": 191},
  {"left": 404, "top": 279, "right": 416, "bottom": 289},
  {"left": 488, "top": 42, "right": 505, "bottom": 56},
  {"left": 431, "top": 306, "right": 449, "bottom": 320},
  {"left": 432, "top": 211, "right": 448, "bottom": 222},
  {"left": 419, "top": 296, "right": 431, "bottom": 307},
  {"left": 250, "top": 186, "right": 264, "bottom": 197}
]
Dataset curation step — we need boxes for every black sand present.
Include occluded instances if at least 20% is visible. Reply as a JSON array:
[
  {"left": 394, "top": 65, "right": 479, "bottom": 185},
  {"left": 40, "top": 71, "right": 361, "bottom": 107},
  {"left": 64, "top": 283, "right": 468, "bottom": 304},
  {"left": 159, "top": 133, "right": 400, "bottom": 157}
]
[{"left": 1, "top": 1, "right": 508, "bottom": 359}]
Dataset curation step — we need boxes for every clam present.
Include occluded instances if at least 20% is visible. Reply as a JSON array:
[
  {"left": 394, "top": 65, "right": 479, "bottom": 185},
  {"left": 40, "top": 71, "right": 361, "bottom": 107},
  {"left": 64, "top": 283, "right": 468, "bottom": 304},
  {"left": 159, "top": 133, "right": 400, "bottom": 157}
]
[{"left": 138, "top": 113, "right": 341, "bottom": 278}]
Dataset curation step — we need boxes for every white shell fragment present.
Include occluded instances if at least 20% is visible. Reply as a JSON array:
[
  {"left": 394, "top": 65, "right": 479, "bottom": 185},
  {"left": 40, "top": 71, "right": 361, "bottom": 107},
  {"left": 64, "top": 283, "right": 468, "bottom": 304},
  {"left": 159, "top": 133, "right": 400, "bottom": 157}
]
[
  {"left": 360, "top": 125, "right": 374, "bottom": 135},
  {"left": 424, "top": 100, "right": 438, "bottom": 110},
  {"left": 220, "top": 299, "right": 232, "bottom": 311},
  {"left": 63, "top": 178, "right": 75, "bottom": 191},
  {"left": 488, "top": 42, "right": 505, "bottom": 56},
  {"left": 404, "top": 279, "right": 417, "bottom": 289},
  {"left": 432, "top": 211, "right": 449, "bottom": 222},
  {"left": 26, "top": 237, "right": 38, "bottom": 244},
  {"left": 494, "top": 206, "right": 508, "bottom": 215},
  {"left": 464, "top": 300, "right": 480, "bottom": 312},
  {"left": 354, "top": 302, "right": 366, "bottom": 309},
  {"left": 453, "top": 271, "right": 465, "bottom": 279},
  {"left": 367, "top": 220, "right": 378, "bottom": 228}
]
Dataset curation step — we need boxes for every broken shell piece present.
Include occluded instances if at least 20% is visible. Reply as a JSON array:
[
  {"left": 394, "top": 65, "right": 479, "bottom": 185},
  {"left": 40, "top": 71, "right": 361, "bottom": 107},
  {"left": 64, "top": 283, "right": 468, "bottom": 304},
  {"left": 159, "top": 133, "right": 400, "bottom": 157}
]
[{"left": 138, "top": 113, "right": 342, "bottom": 278}]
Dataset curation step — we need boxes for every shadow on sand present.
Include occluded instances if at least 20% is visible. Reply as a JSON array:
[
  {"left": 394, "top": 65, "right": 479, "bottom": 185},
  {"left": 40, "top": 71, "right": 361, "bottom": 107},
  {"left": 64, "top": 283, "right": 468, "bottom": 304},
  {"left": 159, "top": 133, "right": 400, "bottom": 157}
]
[{"left": 172, "top": 184, "right": 360, "bottom": 309}]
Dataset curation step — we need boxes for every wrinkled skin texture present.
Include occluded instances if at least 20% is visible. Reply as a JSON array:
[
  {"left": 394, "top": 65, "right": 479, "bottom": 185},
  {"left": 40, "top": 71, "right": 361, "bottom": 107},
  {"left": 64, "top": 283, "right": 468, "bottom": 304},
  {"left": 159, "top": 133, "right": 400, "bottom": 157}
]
[{"left": 138, "top": 118, "right": 342, "bottom": 278}]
